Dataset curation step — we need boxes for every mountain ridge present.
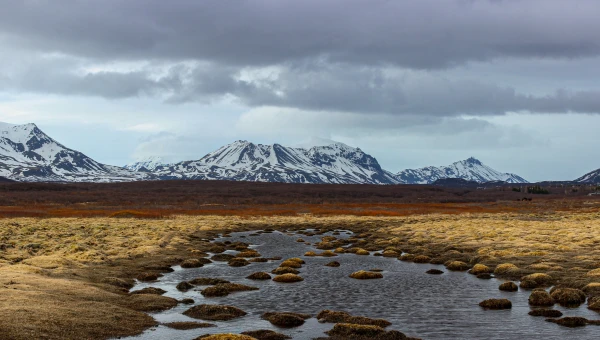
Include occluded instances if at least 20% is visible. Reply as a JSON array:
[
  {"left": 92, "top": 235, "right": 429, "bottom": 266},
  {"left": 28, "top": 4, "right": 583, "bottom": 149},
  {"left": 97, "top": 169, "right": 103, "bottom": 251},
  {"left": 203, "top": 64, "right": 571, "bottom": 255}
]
[
  {"left": 0, "top": 122, "right": 535, "bottom": 184},
  {"left": 395, "top": 157, "right": 528, "bottom": 184}
]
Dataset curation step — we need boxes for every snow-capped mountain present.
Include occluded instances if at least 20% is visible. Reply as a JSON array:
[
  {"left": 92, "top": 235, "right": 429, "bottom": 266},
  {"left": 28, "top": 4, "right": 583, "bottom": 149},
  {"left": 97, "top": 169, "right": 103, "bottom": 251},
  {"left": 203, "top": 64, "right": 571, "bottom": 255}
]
[
  {"left": 395, "top": 157, "right": 528, "bottom": 184},
  {"left": 124, "top": 156, "right": 168, "bottom": 172},
  {"left": 151, "top": 140, "right": 400, "bottom": 184},
  {"left": 575, "top": 168, "right": 600, "bottom": 183},
  {"left": 0, "top": 122, "right": 148, "bottom": 182}
]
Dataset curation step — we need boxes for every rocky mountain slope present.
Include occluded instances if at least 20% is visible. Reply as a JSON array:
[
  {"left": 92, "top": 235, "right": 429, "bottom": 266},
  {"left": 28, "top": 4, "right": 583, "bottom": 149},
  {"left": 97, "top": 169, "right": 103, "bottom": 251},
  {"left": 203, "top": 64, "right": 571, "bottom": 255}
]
[
  {"left": 575, "top": 168, "right": 600, "bottom": 183},
  {"left": 151, "top": 140, "right": 400, "bottom": 184},
  {"left": 395, "top": 157, "right": 528, "bottom": 184},
  {"left": 0, "top": 122, "right": 147, "bottom": 182},
  {"left": 124, "top": 156, "right": 168, "bottom": 172}
]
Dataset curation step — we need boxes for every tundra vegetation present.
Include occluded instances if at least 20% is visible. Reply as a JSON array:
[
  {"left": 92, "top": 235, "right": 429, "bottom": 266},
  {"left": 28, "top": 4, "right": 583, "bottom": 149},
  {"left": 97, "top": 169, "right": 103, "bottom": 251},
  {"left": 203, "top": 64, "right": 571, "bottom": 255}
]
[{"left": 1, "top": 185, "right": 600, "bottom": 339}]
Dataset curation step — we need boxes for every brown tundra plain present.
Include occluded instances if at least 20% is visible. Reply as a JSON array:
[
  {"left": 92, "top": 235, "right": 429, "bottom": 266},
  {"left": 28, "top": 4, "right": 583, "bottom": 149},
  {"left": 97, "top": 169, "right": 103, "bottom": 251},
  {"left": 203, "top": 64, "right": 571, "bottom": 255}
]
[{"left": 1, "top": 180, "right": 600, "bottom": 339}]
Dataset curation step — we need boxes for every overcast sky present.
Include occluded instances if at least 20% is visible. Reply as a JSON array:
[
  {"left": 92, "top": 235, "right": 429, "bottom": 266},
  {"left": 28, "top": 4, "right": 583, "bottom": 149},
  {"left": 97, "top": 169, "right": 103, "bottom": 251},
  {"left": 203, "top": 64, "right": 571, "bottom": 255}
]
[{"left": 1, "top": 0, "right": 599, "bottom": 181}]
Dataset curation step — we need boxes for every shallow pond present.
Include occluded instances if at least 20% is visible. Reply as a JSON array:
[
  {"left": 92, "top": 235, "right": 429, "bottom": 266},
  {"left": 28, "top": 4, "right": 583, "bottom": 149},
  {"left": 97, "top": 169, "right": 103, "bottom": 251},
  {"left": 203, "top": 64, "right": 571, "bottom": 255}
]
[{"left": 123, "top": 230, "right": 599, "bottom": 339}]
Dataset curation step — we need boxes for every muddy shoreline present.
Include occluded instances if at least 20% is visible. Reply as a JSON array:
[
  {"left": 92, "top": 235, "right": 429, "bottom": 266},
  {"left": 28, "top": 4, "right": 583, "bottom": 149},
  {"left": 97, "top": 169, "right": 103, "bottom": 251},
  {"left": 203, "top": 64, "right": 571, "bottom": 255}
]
[{"left": 1, "top": 213, "right": 600, "bottom": 339}]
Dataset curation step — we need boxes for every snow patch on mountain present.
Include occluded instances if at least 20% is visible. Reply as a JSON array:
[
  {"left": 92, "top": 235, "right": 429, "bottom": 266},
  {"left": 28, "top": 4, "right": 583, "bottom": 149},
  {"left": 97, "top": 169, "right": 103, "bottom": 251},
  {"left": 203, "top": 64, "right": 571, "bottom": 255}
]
[
  {"left": 575, "top": 168, "right": 600, "bottom": 183},
  {"left": 124, "top": 156, "right": 168, "bottom": 172},
  {"left": 395, "top": 157, "right": 528, "bottom": 184},
  {"left": 0, "top": 122, "right": 148, "bottom": 182},
  {"left": 152, "top": 140, "right": 400, "bottom": 184}
]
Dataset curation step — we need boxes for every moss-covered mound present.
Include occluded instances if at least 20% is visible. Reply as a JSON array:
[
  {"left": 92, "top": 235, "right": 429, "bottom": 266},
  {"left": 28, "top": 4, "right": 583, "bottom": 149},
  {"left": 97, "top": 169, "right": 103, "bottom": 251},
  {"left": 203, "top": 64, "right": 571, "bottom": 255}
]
[
  {"left": 498, "top": 282, "right": 518, "bottom": 292},
  {"left": 196, "top": 334, "right": 257, "bottom": 340},
  {"left": 445, "top": 261, "right": 470, "bottom": 271},
  {"left": 163, "top": 321, "right": 216, "bottom": 330},
  {"left": 349, "top": 270, "right": 383, "bottom": 280},
  {"left": 241, "top": 330, "right": 291, "bottom": 340},
  {"left": 200, "top": 283, "right": 259, "bottom": 297},
  {"left": 549, "top": 288, "right": 586, "bottom": 307},
  {"left": 130, "top": 287, "right": 166, "bottom": 295},
  {"left": 272, "top": 273, "right": 304, "bottom": 283},
  {"left": 317, "top": 310, "right": 391, "bottom": 327},
  {"left": 246, "top": 272, "right": 272, "bottom": 280},
  {"left": 528, "top": 290, "right": 555, "bottom": 306},
  {"left": 528, "top": 309, "right": 563, "bottom": 318},
  {"left": 228, "top": 258, "right": 251, "bottom": 267},
  {"left": 520, "top": 273, "right": 554, "bottom": 289},
  {"left": 355, "top": 249, "right": 370, "bottom": 255},
  {"left": 181, "top": 259, "right": 205, "bottom": 268},
  {"left": 211, "top": 254, "right": 236, "bottom": 262},
  {"left": 279, "top": 260, "right": 302, "bottom": 268},
  {"left": 325, "top": 261, "right": 341, "bottom": 267},
  {"left": 325, "top": 323, "right": 385, "bottom": 337},
  {"left": 493, "top": 263, "right": 519, "bottom": 276},
  {"left": 189, "top": 277, "right": 230, "bottom": 285},
  {"left": 479, "top": 299, "right": 512, "bottom": 309},
  {"left": 176, "top": 281, "right": 194, "bottom": 292},
  {"left": 261, "top": 312, "right": 311, "bottom": 328},
  {"left": 546, "top": 317, "right": 588, "bottom": 328},
  {"left": 469, "top": 264, "right": 491, "bottom": 275},
  {"left": 413, "top": 255, "right": 431, "bottom": 263},
  {"left": 271, "top": 267, "right": 300, "bottom": 275},
  {"left": 183, "top": 304, "right": 247, "bottom": 321}
]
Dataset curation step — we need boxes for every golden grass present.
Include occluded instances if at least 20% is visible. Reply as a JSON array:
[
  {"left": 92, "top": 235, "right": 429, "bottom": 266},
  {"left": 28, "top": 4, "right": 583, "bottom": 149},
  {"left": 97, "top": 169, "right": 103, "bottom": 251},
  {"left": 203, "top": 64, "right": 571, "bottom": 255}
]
[{"left": 2, "top": 210, "right": 600, "bottom": 339}]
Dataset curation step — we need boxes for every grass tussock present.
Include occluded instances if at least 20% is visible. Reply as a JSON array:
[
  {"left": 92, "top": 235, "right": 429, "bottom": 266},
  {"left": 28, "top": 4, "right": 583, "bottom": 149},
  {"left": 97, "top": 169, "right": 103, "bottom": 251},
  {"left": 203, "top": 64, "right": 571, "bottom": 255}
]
[
  {"left": 498, "top": 282, "right": 518, "bottom": 292},
  {"left": 183, "top": 304, "right": 247, "bottom": 321},
  {"left": 479, "top": 299, "right": 512, "bottom": 309},
  {"left": 317, "top": 310, "right": 391, "bottom": 327},
  {"left": 272, "top": 273, "right": 304, "bottom": 283},
  {"left": 550, "top": 288, "right": 587, "bottom": 307},
  {"left": 240, "top": 330, "right": 291, "bottom": 340},
  {"left": 528, "top": 290, "right": 555, "bottom": 306},
  {"left": 197, "top": 334, "right": 258, "bottom": 340},
  {"left": 261, "top": 312, "right": 311, "bottom": 328},
  {"left": 349, "top": 270, "right": 383, "bottom": 280}
]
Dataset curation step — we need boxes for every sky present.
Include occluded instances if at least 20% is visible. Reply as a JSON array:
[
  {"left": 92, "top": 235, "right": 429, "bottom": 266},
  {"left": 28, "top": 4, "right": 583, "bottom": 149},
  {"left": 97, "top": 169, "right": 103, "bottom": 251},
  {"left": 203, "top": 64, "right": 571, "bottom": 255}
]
[{"left": 1, "top": 0, "right": 600, "bottom": 181}]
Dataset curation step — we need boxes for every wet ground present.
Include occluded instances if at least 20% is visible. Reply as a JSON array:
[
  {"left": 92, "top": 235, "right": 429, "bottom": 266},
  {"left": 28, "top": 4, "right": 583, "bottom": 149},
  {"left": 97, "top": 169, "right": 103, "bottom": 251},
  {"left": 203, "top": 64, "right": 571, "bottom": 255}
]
[{"left": 123, "top": 230, "right": 600, "bottom": 339}]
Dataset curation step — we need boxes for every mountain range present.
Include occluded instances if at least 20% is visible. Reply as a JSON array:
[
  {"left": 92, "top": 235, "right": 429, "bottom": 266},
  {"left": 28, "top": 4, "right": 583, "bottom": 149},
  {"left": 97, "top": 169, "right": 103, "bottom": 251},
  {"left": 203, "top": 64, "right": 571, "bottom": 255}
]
[{"left": 0, "top": 122, "right": 597, "bottom": 184}]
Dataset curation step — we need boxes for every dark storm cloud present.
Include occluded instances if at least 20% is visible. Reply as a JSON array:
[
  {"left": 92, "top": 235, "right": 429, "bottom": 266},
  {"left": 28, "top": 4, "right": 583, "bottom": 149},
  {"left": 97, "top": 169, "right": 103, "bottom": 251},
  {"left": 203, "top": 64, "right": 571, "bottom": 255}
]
[{"left": 1, "top": 0, "right": 600, "bottom": 68}]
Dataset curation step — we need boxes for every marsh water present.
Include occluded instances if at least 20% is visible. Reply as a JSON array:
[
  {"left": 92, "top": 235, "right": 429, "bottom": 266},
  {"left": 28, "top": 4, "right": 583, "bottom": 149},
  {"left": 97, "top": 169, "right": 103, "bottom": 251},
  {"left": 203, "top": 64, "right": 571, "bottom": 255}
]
[{"left": 124, "top": 230, "right": 599, "bottom": 339}]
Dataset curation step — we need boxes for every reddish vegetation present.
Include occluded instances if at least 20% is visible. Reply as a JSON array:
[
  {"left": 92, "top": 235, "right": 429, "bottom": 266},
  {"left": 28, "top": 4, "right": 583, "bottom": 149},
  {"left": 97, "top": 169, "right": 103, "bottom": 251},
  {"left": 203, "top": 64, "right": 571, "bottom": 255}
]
[{"left": 0, "top": 180, "right": 598, "bottom": 218}]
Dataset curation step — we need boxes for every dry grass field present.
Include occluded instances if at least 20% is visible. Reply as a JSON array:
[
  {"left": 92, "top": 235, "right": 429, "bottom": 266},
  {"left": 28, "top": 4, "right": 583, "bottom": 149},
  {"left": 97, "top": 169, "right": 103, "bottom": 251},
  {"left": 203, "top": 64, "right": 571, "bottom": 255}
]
[{"left": 1, "top": 181, "right": 600, "bottom": 339}]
